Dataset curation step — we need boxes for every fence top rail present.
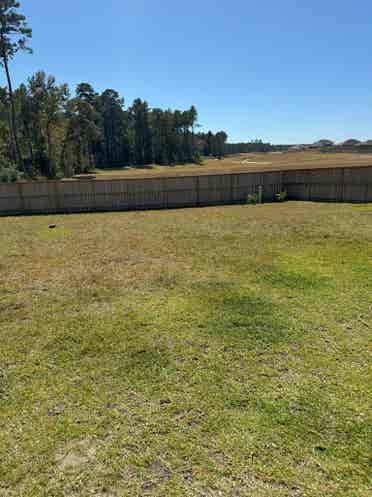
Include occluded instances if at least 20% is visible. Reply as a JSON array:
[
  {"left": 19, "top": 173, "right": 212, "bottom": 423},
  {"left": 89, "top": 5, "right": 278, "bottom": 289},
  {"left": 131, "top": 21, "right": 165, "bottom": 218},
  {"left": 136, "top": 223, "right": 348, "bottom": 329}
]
[{"left": 2, "top": 163, "right": 372, "bottom": 188}]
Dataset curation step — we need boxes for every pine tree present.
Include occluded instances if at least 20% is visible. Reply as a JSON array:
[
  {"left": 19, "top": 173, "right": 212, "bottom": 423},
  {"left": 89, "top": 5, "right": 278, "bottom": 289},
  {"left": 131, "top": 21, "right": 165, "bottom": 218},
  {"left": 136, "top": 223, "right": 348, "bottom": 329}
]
[{"left": 0, "top": 0, "right": 31, "bottom": 171}]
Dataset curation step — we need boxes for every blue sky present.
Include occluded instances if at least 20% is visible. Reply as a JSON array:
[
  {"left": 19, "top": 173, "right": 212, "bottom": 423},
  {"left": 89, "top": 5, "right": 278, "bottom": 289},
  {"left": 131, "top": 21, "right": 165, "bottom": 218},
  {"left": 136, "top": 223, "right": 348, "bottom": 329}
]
[{"left": 5, "top": 0, "right": 372, "bottom": 143}]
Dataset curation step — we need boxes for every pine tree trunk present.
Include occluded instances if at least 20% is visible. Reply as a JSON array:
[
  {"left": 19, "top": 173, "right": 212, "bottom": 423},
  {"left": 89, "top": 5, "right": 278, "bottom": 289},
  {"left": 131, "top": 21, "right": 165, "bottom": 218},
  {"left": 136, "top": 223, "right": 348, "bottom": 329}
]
[
  {"left": 46, "top": 123, "right": 54, "bottom": 178},
  {"left": 1, "top": 47, "right": 24, "bottom": 172},
  {"left": 5, "top": 103, "right": 16, "bottom": 161}
]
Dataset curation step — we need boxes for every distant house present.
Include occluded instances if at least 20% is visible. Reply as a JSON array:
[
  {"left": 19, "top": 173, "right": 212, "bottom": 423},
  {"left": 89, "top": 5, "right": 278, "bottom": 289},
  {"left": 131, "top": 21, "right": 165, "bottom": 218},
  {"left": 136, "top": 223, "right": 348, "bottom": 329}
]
[
  {"left": 289, "top": 144, "right": 307, "bottom": 151},
  {"left": 312, "top": 139, "right": 334, "bottom": 147},
  {"left": 341, "top": 139, "right": 361, "bottom": 146},
  {"left": 363, "top": 140, "right": 372, "bottom": 145}
]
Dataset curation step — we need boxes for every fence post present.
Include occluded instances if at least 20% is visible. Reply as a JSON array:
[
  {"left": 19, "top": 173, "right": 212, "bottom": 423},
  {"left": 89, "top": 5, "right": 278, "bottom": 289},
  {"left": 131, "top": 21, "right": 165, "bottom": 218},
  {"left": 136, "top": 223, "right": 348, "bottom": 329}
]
[
  {"left": 17, "top": 182, "right": 25, "bottom": 212},
  {"left": 258, "top": 185, "right": 263, "bottom": 204},
  {"left": 54, "top": 181, "right": 61, "bottom": 212},
  {"left": 341, "top": 167, "right": 345, "bottom": 202},
  {"left": 91, "top": 179, "right": 96, "bottom": 211},
  {"left": 196, "top": 176, "right": 200, "bottom": 206}
]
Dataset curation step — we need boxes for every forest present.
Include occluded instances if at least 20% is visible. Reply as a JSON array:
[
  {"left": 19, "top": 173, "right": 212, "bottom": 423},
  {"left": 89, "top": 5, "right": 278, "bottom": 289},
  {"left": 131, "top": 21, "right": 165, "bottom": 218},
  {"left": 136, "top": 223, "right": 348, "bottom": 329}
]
[{"left": 0, "top": 71, "right": 236, "bottom": 180}]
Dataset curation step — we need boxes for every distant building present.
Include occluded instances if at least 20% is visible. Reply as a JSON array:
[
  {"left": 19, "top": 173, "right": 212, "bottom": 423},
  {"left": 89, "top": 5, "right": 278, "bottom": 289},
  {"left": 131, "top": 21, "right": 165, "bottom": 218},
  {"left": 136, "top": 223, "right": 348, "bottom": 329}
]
[
  {"left": 289, "top": 144, "right": 307, "bottom": 151},
  {"left": 312, "top": 139, "right": 334, "bottom": 147},
  {"left": 341, "top": 139, "right": 361, "bottom": 146}
]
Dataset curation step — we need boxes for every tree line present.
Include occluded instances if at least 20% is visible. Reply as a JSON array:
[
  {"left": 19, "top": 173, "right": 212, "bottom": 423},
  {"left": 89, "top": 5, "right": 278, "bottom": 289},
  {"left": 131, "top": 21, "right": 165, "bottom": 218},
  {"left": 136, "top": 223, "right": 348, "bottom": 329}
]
[
  {"left": 225, "top": 139, "right": 272, "bottom": 154},
  {"left": 0, "top": 70, "right": 234, "bottom": 180},
  {"left": 1, "top": 75, "right": 213, "bottom": 178}
]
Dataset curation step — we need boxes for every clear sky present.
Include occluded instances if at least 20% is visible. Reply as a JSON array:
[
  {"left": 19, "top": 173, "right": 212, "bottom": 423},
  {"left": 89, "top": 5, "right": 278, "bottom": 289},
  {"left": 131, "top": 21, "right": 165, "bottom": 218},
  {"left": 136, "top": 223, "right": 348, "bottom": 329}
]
[{"left": 5, "top": 0, "right": 372, "bottom": 143}]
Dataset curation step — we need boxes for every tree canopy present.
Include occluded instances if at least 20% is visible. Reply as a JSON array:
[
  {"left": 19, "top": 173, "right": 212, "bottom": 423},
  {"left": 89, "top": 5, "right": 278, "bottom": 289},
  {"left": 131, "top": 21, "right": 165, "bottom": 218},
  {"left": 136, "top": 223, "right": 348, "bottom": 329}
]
[{"left": 0, "top": 71, "right": 236, "bottom": 179}]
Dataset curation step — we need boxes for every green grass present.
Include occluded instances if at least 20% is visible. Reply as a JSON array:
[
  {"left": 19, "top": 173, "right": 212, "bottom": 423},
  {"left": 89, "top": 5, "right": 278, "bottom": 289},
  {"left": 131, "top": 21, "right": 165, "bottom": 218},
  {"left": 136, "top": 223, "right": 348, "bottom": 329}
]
[{"left": 0, "top": 202, "right": 371, "bottom": 496}]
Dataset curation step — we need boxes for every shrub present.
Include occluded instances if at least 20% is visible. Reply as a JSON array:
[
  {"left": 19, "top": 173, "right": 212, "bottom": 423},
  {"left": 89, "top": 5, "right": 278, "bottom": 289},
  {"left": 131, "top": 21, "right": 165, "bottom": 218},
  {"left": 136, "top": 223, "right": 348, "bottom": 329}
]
[
  {"left": 194, "top": 153, "right": 203, "bottom": 165},
  {"left": 247, "top": 193, "right": 258, "bottom": 205},
  {"left": 0, "top": 157, "right": 21, "bottom": 183},
  {"left": 275, "top": 191, "right": 287, "bottom": 202}
]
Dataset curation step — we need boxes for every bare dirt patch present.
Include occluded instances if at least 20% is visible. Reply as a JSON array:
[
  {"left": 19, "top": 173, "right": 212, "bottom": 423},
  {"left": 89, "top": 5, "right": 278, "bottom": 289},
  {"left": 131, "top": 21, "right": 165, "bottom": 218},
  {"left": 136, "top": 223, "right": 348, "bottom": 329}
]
[{"left": 55, "top": 438, "right": 98, "bottom": 473}]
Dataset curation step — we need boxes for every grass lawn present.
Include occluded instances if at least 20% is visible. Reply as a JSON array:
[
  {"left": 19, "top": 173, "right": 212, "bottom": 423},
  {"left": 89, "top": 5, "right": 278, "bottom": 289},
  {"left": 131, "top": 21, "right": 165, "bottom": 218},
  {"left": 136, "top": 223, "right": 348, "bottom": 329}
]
[
  {"left": 75, "top": 152, "right": 372, "bottom": 180},
  {"left": 0, "top": 202, "right": 371, "bottom": 496}
]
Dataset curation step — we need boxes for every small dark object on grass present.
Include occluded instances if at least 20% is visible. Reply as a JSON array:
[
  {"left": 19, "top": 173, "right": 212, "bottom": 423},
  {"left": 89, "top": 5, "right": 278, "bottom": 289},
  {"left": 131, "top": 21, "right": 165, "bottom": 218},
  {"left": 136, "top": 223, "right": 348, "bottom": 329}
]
[
  {"left": 315, "top": 446, "right": 327, "bottom": 452},
  {"left": 49, "top": 225, "right": 57, "bottom": 229}
]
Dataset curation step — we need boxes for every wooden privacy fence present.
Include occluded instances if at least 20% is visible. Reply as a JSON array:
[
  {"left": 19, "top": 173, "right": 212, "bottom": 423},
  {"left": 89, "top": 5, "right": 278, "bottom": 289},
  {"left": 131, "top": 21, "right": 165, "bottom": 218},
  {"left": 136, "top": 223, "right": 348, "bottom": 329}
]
[
  {"left": 283, "top": 166, "right": 372, "bottom": 203},
  {"left": 0, "top": 165, "right": 371, "bottom": 215}
]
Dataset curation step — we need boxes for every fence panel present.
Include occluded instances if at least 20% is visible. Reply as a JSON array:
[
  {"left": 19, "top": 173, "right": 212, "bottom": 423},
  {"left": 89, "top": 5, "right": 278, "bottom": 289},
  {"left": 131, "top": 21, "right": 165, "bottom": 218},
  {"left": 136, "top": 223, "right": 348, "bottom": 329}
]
[
  {"left": 343, "top": 167, "right": 372, "bottom": 185},
  {"left": 0, "top": 183, "right": 22, "bottom": 213},
  {"left": 285, "top": 182, "right": 344, "bottom": 202},
  {"left": 283, "top": 168, "right": 344, "bottom": 185},
  {"left": 164, "top": 176, "right": 198, "bottom": 208},
  {"left": 21, "top": 182, "right": 58, "bottom": 212},
  {"left": 198, "top": 174, "right": 234, "bottom": 205},
  {"left": 57, "top": 181, "right": 95, "bottom": 212},
  {"left": 93, "top": 179, "right": 133, "bottom": 210},
  {"left": 231, "top": 173, "right": 260, "bottom": 202},
  {"left": 343, "top": 184, "right": 370, "bottom": 203}
]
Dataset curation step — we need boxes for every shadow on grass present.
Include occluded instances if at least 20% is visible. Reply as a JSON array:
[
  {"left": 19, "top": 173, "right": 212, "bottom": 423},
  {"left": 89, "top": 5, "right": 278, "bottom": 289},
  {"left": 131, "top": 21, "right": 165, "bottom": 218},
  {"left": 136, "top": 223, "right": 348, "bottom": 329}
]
[
  {"left": 45, "top": 314, "right": 173, "bottom": 385},
  {"left": 191, "top": 282, "right": 292, "bottom": 346},
  {"left": 116, "top": 348, "right": 171, "bottom": 383},
  {"left": 258, "top": 267, "right": 330, "bottom": 291},
  {"left": 0, "top": 367, "right": 10, "bottom": 400}
]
